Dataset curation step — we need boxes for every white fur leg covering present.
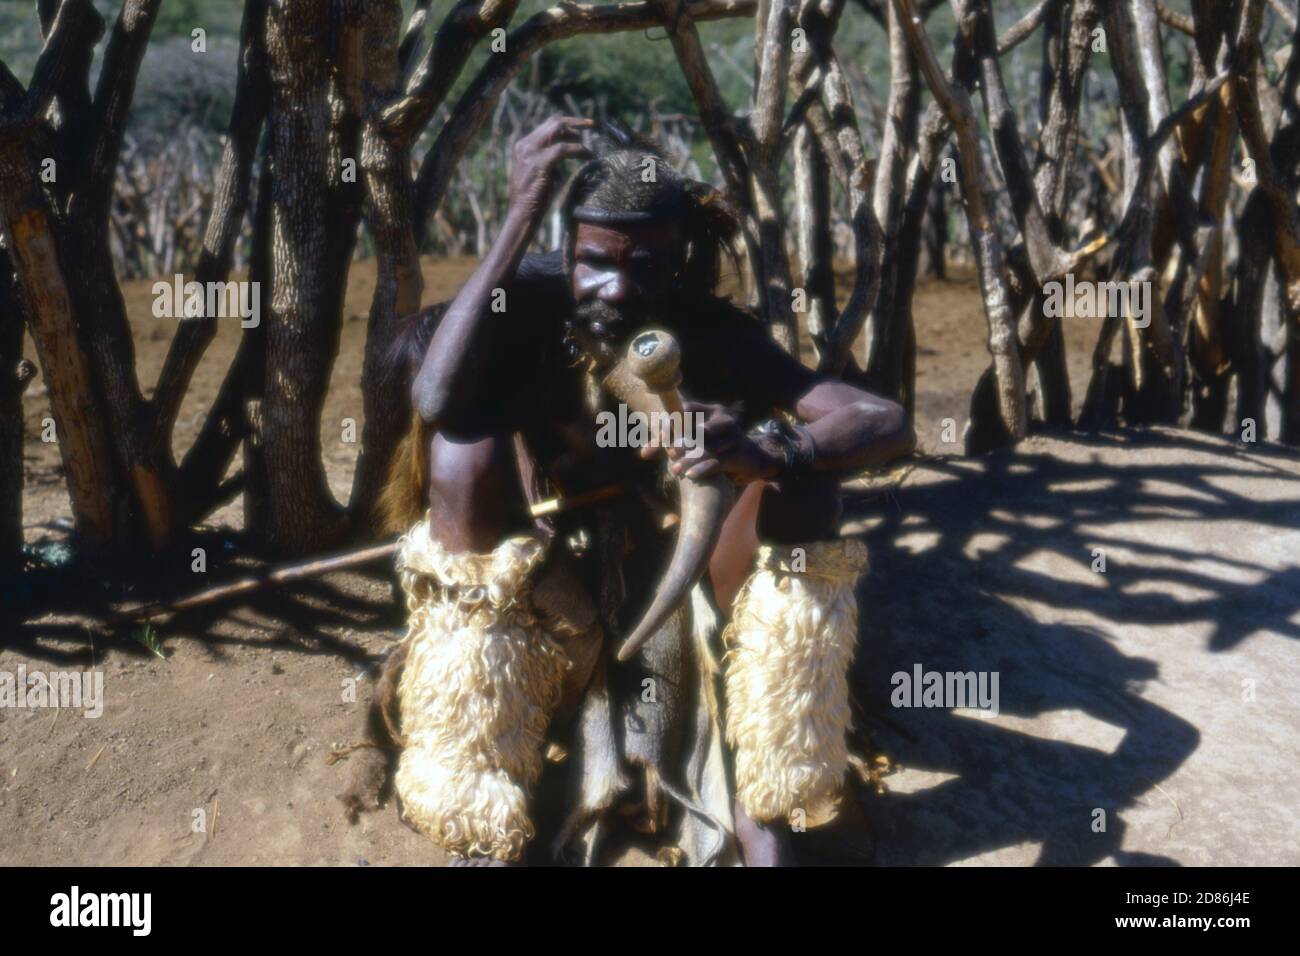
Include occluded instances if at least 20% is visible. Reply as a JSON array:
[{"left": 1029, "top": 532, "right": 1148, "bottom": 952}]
[
  {"left": 393, "top": 520, "right": 568, "bottom": 862},
  {"left": 723, "top": 539, "right": 869, "bottom": 825}
]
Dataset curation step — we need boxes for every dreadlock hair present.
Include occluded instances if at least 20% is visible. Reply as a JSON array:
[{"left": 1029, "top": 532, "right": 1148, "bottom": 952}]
[{"left": 560, "top": 121, "right": 739, "bottom": 301}]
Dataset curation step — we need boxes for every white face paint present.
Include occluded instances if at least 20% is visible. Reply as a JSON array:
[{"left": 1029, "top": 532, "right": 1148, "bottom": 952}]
[{"left": 574, "top": 266, "right": 624, "bottom": 297}]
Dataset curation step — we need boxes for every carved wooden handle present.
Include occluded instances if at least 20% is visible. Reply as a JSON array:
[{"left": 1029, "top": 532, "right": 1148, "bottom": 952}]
[{"left": 625, "top": 328, "right": 684, "bottom": 417}]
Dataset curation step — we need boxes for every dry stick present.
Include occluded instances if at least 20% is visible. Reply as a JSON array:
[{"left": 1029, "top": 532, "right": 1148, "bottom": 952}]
[
  {"left": 0, "top": 153, "right": 119, "bottom": 548},
  {"left": 864, "top": 4, "right": 1010, "bottom": 395},
  {"left": 1268, "top": 0, "right": 1298, "bottom": 31},
  {"left": 798, "top": 60, "right": 881, "bottom": 376},
  {"left": 150, "top": 0, "right": 269, "bottom": 451},
  {"left": 45, "top": 1, "right": 174, "bottom": 552},
  {"left": 411, "top": 0, "right": 757, "bottom": 242},
  {"left": 85, "top": 744, "right": 107, "bottom": 772},
  {"left": 386, "top": 0, "right": 524, "bottom": 146},
  {"left": 1031, "top": 0, "right": 1102, "bottom": 425},
  {"left": 1236, "top": 0, "right": 1300, "bottom": 440},
  {"left": 749, "top": 0, "right": 801, "bottom": 352},
  {"left": 964, "top": 0, "right": 1072, "bottom": 284},
  {"left": 1034, "top": 0, "right": 1102, "bottom": 253},
  {"left": 893, "top": 0, "right": 1027, "bottom": 440},
  {"left": 1133, "top": 0, "right": 1180, "bottom": 214},
  {"left": 119, "top": 541, "right": 402, "bottom": 624},
  {"left": 1, "top": 0, "right": 101, "bottom": 134},
  {"left": 397, "top": 0, "right": 437, "bottom": 73},
  {"left": 646, "top": 0, "right": 763, "bottom": 282},
  {"left": 1188, "top": 66, "right": 1239, "bottom": 386},
  {"left": 807, "top": 0, "right": 979, "bottom": 379},
  {"left": 796, "top": 0, "right": 885, "bottom": 376},
  {"left": 1080, "top": 0, "right": 1166, "bottom": 412},
  {"left": 793, "top": 125, "right": 835, "bottom": 347},
  {"left": 85, "top": 1, "right": 164, "bottom": 216},
  {"left": 1078, "top": 70, "right": 1233, "bottom": 421},
  {"left": 1156, "top": 1, "right": 1195, "bottom": 36},
  {"left": 1237, "top": 0, "right": 1300, "bottom": 299},
  {"left": 348, "top": 1, "right": 426, "bottom": 534},
  {"left": 1144, "top": 1, "right": 1218, "bottom": 404},
  {"left": 870, "top": 0, "right": 918, "bottom": 245},
  {"left": 117, "top": 485, "right": 625, "bottom": 623},
  {"left": 997, "top": 0, "right": 1052, "bottom": 55},
  {"left": 960, "top": 0, "right": 1101, "bottom": 447}
]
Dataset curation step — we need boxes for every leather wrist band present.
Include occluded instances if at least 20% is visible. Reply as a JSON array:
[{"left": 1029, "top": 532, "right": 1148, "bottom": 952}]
[{"left": 750, "top": 418, "right": 816, "bottom": 477}]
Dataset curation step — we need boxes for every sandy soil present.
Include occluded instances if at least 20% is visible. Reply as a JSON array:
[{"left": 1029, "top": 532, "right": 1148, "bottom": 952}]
[{"left": 2, "top": 259, "right": 1296, "bottom": 866}]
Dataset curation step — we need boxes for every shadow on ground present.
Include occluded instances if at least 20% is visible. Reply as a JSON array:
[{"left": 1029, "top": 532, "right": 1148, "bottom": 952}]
[
  {"left": 5, "top": 427, "right": 1297, "bottom": 866},
  {"left": 5, "top": 535, "right": 403, "bottom": 670},
  {"left": 843, "top": 428, "right": 1300, "bottom": 866}
]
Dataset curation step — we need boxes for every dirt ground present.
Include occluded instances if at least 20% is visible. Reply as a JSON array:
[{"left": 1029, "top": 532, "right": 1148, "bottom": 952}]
[{"left": 2, "top": 259, "right": 1297, "bottom": 866}]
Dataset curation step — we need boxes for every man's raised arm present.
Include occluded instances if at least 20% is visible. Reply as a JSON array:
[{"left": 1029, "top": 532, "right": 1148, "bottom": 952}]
[{"left": 412, "top": 117, "right": 591, "bottom": 429}]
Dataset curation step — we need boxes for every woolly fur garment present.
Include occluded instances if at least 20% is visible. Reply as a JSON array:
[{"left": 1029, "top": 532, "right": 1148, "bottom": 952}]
[
  {"left": 723, "top": 539, "right": 869, "bottom": 825},
  {"left": 394, "top": 521, "right": 568, "bottom": 862}
]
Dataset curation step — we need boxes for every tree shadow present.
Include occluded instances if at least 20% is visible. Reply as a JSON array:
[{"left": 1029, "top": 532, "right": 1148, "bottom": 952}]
[
  {"left": 842, "top": 428, "right": 1300, "bottom": 866},
  {"left": 3, "top": 529, "right": 404, "bottom": 669}
]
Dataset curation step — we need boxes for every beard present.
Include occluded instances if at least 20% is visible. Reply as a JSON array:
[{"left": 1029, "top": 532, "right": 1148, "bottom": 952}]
[{"left": 568, "top": 298, "right": 666, "bottom": 368}]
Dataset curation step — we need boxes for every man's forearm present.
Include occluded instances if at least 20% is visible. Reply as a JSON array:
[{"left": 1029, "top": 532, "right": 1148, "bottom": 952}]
[
  {"left": 801, "top": 400, "right": 915, "bottom": 473},
  {"left": 785, "top": 380, "right": 915, "bottom": 475},
  {"left": 412, "top": 208, "right": 536, "bottom": 427}
]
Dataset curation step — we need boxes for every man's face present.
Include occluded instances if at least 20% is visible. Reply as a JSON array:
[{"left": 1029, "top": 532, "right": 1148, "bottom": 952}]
[{"left": 570, "top": 220, "right": 682, "bottom": 360}]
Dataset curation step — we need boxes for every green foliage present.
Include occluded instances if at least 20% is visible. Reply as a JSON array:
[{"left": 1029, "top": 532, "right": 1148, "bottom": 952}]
[
  {"left": 131, "top": 623, "right": 168, "bottom": 660},
  {"left": 154, "top": 0, "right": 243, "bottom": 38},
  {"left": 536, "top": 18, "right": 754, "bottom": 119},
  {"left": 0, "top": 1, "right": 48, "bottom": 80}
]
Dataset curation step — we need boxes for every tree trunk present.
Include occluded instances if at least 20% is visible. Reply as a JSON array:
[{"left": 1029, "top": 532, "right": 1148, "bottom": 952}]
[
  {"left": 0, "top": 248, "right": 33, "bottom": 571},
  {"left": 0, "top": 143, "right": 119, "bottom": 555},
  {"left": 793, "top": 124, "right": 835, "bottom": 354},
  {"left": 260, "top": 0, "right": 351, "bottom": 553},
  {"left": 1034, "top": 315, "right": 1072, "bottom": 426},
  {"left": 924, "top": 174, "right": 946, "bottom": 279},
  {"left": 348, "top": 0, "right": 425, "bottom": 537}
]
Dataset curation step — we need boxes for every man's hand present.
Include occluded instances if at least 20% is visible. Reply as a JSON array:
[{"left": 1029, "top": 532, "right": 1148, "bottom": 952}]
[
  {"left": 640, "top": 401, "right": 782, "bottom": 484},
  {"left": 508, "top": 116, "right": 593, "bottom": 227}
]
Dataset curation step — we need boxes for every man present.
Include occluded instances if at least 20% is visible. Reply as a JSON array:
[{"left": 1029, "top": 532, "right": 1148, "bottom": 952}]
[{"left": 366, "top": 117, "right": 913, "bottom": 866}]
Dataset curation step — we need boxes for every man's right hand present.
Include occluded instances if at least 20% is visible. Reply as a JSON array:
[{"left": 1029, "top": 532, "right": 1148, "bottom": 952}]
[{"left": 508, "top": 116, "right": 593, "bottom": 226}]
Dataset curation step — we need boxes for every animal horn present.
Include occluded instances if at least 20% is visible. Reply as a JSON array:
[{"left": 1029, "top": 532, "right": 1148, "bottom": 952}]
[{"left": 603, "top": 329, "right": 734, "bottom": 663}]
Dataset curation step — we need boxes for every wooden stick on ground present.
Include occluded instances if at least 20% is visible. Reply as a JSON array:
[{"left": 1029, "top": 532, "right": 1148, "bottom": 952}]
[
  {"left": 117, "top": 540, "right": 402, "bottom": 624},
  {"left": 116, "top": 483, "right": 627, "bottom": 623}
]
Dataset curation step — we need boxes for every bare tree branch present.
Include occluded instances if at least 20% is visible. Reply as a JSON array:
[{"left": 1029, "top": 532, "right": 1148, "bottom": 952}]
[
  {"left": 893, "top": 0, "right": 1027, "bottom": 440},
  {"left": 0, "top": 0, "right": 102, "bottom": 135},
  {"left": 81, "top": 0, "right": 163, "bottom": 215},
  {"left": 1236, "top": 0, "right": 1300, "bottom": 437},
  {"left": 748, "top": 0, "right": 801, "bottom": 351},
  {"left": 1267, "top": 0, "right": 1298, "bottom": 31},
  {"left": 647, "top": 0, "right": 756, "bottom": 207},
  {"left": 384, "top": 0, "right": 523, "bottom": 145},
  {"left": 410, "top": 0, "right": 757, "bottom": 244},
  {"left": 398, "top": 0, "right": 436, "bottom": 73},
  {"left": 998, "top": 0, "right": 1052, "bottom": 56},
  {"left": 1156, "top": 2, "right": 1196, "bottom": 36},
  {"left": 151, "top": 0, "right": 270, "bottom": 454},
  {"left": 784, "top": 1, "right": 886, "bottom": 375}
]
